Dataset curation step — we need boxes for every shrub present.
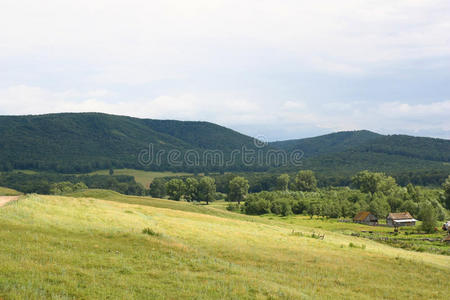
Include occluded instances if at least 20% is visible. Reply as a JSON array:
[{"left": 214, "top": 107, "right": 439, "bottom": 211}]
[
  {"left": 142, "top": 228, "right": 161, "bottom": 237},
  {"left": 226, "top": 203, "right": 240, "bottom": 212},
  {"left": 419, "top": 202, "right": 437, "bottom": 233},
  {"left": 271, "top": 199, "right": 292, "bottom": 216},
  {"left": 290, "top": 230, "right": 304, "bottom": 237},
  {"left": 215, "top": 192, "right": 226, "bottom": 201},
  {"left": 244, "top": 198, "right": 270, "bottom": 215}
]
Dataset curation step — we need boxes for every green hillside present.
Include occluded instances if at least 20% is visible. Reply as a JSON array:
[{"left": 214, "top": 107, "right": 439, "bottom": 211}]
[
  {"left": 0, "top": 113, "right": 259, "bottom": 173},
  {"left": 272, "top": 130, "right": 450, "bottom": 181},
  {"left": 0, "top": 113, "right": 449, "bottom": 181},
  {"left": 0, "top": 186, "right": 21, "bottom": 196},
  {"left": 270, "top": 130, "right": 382, "bottom": 157},
  {"left": 0, "top": 193, "right": 448, "bottom": 299}
]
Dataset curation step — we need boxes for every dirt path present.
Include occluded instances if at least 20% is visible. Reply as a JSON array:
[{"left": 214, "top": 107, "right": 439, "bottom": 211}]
[{"left": 0, "top": 196, "right": 20, "bottom": 207}]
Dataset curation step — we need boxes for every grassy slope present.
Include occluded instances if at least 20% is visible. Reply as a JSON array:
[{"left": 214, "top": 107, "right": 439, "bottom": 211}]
[
  {"left": 0, "top": 193, "right": 449, "bottom": 299},
  {"left": 88, "top": 169, "right": 192, "bottom": 188},
  {"left": 0, "top": 186, "right": 22, "bottom": 196}
]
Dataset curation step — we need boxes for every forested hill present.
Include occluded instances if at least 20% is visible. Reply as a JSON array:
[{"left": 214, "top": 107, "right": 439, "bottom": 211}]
[
  {"left": 271, "top": 131, "right": 450, "bottom": 163},
  {"left": 272, "top": 131, "right": 450, "bottom": 184},
  {"left": 0, "top": 113, "right": 449, "bottom": 180},
  {"left": 0, "top": 113, "right": 259, "bottom": 172},
  {"left": 270, "top": 130, "right": 382, "bottom": 158}
]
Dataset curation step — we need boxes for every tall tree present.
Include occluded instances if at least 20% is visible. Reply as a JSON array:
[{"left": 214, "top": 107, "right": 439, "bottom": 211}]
[
  {"left": 295, "top": 170, "right": 317, "bottom": 192},
  {"left": 198, "top": 176, "right": 216, "bottom": 205},
  {"left": 184, "top": 177, "right": 199, "bottom": 202},
  {"left": 276, "top": 174, "right": 290, "bottom": 191},
  {"left": 352, "top": 171, "right": 397, "bottom": 195},
  {"left": 406, "top": 183, "right": 420, "bottom": 202},
  {"left": 149, "top": 178, "right": 167, "bottom": 198},
  {"left": 419, "top": 202, "right": 436, "bottom": 233},
  {"left": 442, "top": 175, "right": 450, "bottom": 209},
  {"left": 228, "top": 176, "right": 250, "bottom": 205},
  {"left": 369, "top": 193, "right": 391, "bottom": 218},
  {"left": 166, "top": 179, "right": 186, "bottom": 201}
]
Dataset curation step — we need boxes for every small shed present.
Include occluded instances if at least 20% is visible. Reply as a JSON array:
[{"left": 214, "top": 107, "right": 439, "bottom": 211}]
[
  {"left": 386, "top": 212, "right": 416, "bottom": 227},
  {"left": 353, "top": 211, "right": 378, "bottom": 225}
]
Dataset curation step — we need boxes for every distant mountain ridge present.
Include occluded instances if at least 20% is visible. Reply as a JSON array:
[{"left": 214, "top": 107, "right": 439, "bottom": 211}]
[
  {"left": 270, "top": 130, "right": 383, "bottom": 158},
  {"left": 0, "top": 113, "right": 261, "bottom": 172},
  {"left": 271, "top": 130, "right": 450, "bottom": 163},
  {"left": 0, "top": 113, "right": 449, "bottom": 178}
]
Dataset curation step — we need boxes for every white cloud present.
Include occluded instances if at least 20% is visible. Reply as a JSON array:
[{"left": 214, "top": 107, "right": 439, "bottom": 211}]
[
  {"left": 379, "top": 101, "right": 450, "bottom": 118},
  {"left": 0, "top": 85, "right": 265, "bottom": 124},
  {"left": 0, "top": 1, "right": 449, "bottom": 139},
  {"left": 1, "top": 85, "right": 448, "bottom": 139},
  {"left": 1, "top": 0, "right": 449, "bottom": 80}
]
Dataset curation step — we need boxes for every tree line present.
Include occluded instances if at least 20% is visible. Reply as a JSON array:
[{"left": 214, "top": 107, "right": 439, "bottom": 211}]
[
  {"left": 242, "top": 171, "right": 449, "bottom": 232},
  {"left": 0, "top": 172, "right": 146, "bottom": 196}
]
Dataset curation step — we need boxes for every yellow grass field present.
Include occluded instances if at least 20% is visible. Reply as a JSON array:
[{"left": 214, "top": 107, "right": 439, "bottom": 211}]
[
  {"left": 0, "top": 187, "right": 22, "bottom": 196},
  {"left": 88, "top": 169, "right": 192, "bottom": 188},
  {"left": 0, "top": 193, "right": 449, "bottom": 299}
]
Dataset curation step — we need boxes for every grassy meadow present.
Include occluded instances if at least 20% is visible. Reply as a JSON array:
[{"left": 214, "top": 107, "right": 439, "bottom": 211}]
[
  {"left": 88, "top": 169, "right": 192, "bottom": 188},
  {"left": 0, "top": 187, "right": 22, "bottom": 196},
  {"left": 0, "top": 191, "right": 449, "bottom": 299}
]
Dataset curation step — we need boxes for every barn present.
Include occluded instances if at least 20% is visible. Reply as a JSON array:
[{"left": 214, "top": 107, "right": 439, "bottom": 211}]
[
  {"left": 386, "top": 212, "right": 417, "bottom": 227},
  {"left": 353, "top": 211, "right": 378, "bottom": 225}
]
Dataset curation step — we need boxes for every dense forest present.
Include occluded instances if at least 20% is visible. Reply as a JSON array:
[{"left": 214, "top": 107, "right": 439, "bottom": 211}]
[{"left": 0, "top": 113, "right": 449, "bottom": 185}]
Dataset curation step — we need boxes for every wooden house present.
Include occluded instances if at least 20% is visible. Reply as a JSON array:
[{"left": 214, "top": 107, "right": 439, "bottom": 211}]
[
  {"left": 386, "top": 212, "right": 416, "bottom": 227},
  {"left": 353, "top": 211, "right": 378, "bottom": 225}
]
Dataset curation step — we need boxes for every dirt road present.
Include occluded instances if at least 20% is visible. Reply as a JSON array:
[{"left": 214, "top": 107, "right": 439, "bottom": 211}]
[{"left": 0, "top": 196, "right": 20, "bottom": 207}]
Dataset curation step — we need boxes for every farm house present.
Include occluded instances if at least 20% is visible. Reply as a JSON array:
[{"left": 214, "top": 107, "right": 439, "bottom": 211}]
[
  {"left": 386, "top": 212, "right": 417, "bottom": 227},
  {"left": 353, "top": 211, "right": 378, "bottom": 225}
]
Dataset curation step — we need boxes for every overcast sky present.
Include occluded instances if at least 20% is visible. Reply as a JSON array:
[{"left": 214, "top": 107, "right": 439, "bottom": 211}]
[{"left": 1, "top": 0, "right": 449, "bottom": 140}]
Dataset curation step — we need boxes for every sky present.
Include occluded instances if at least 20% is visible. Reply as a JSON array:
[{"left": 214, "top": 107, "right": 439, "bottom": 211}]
[{"left": 0, "top": 0, "right": 449, "bottom": 141}]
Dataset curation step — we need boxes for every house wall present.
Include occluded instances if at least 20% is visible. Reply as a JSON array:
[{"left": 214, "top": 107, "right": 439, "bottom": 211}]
[{"left": 387, "top": 219, "right": 416, "bottom": 227}]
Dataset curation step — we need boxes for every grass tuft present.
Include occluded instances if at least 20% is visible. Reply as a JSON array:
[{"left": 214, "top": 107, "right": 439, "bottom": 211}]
[{"left": 142, "top": 227, "right": 161, "bottom": 237}]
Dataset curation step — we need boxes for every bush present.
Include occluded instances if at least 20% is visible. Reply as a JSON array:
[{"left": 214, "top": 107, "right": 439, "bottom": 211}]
[
  {"left": 215, "top": 192, "right": 226, "bottom": 201},
  {"left": 142, "top": 228, "right": 161, "bottom": 237},
  {"left": 244, "top": 199, "right": 271, "bottom": 215},
  {"left": 226, "top": 203, "right": 240, "bottom": 212},
  {"left": 271, "top": 199, "right": 292, "bottom": 216}
]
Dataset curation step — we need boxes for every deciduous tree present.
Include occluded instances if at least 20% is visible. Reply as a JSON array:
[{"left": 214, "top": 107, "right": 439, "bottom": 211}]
[
  {"left": 276, "top": 174, "right": 290, "bottom": 191},
  {"left": 295, "top": 170, "right": 317, "bottom": 192},
  {"left": 228, "top": 176, "right": 250, "bottom": 205},
  {"left": 166, "top": 179, "right": 185, "bottom": 201},
  {"left": 184, "top": 177, "right": 198, "bottom": 202},
  {"left": 198, "top": 177, "right": 216, "bottom": 205},
  {"left": 443, "top": 175, "right": 450, "bottom": 209}
]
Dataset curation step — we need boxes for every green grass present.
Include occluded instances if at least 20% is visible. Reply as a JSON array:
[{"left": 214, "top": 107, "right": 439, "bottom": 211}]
[
  {"left": 65, "top": 190, "right": 251, "bottom": 221},
  {"left": 0, "top": 193, "right": 449, "bottom": 299},
  {"left": 88, "top": 169, "right": 192, "bottom": 188},
  {"left": 261, "top": 215, "right": 450, "bottom": 255},
  {"left": 0, "top": 186, "right": 22, "bottom": 196},
  {"left": 12, "top": 170, "right": 38, "bottom": 175}
]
